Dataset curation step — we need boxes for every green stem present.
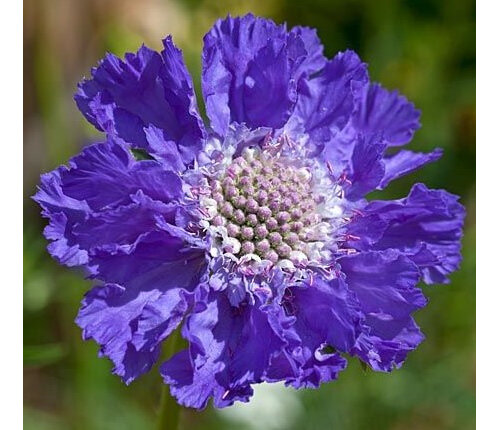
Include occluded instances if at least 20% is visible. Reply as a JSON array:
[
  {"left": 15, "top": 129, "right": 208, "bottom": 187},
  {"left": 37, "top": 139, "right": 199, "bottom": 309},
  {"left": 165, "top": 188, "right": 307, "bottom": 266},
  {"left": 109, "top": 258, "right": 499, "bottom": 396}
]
[{"left": 157, "top": 330, "right": 183, "bottom": 430}]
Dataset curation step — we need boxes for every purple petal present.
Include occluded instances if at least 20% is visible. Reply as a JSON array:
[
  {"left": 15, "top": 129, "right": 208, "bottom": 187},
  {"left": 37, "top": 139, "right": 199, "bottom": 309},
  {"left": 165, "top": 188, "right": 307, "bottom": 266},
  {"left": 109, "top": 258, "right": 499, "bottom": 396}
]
[
  {"left": 34, "top": 167, "right": 90, "bottom": 221},
  {"left": 33, "top": 139, "right": 205, "bottom": 284},
  {"left": 202, "top": 14, "right": 325, "bottom": 135},
  {"left": 290, "top": 277, "right": 362, "bottom": 353},
  {"left": 350, "top": 82, "right": 421, "bottom": 146},
  {"left": 339, "top": 250, "right": 427, "bottom": 371},
  {"left": 72, "top": 191, "right": 177, "bottom": 252},
  {"left": 339, "top": 251, "right": 426, "bottom": 318},
  {"left": 202, "top": 14, "right": 286, "bottom": 135},
  {"left": 143, "top": 125, "right": 185, "bottom": 172},
  {"left": 242, "top": 37, "right": 302, "bottom": 129},
  {"left": 345, "top": 213, "right": 388, "bottom": 251},
  {"left": 42, "top": 211, "right": 89, "bottom": 267},
  {"left": 132, "top": 288, "right": 190, "bottom": 353},
  {"left": 285, "top": 352, "right": 347, "bottom": 390},
  {"left": 363, "top": 183, "right": 465, "bottom": 284},
  {"left": 76, "top": 284, "right": 189, "bottom": 384},
  {"left": 287, "top": 50, "right": 368, "bottom": 144},
  {"left": 270, "top": 277, "right": 360, "bottom": 388},
  {"left": 289, "top": 26, "right": 326, "bottom": 78},
  {"left": 353, "top": 317, "right": 425, "bottom": 372},
  {"left": 33, "top": 167, "right": 90, "bottom": 267},
  {"left": 346, "top": 133, "right": 386, "bottom": 200},
  {"left": 379, "top": 148, "right": 443, "bottom": 189},
  {"left": 60, "top": 140, "right": 183, "bottom": 211},
  {"left": 75, "top": 38, "right": 205, "bottom": 165},
  {"left": 161, "top": 291, "right": 287, "bottom": 409},
  {"left": 91, "top": 229, "right": 207, "bottom": 288}
]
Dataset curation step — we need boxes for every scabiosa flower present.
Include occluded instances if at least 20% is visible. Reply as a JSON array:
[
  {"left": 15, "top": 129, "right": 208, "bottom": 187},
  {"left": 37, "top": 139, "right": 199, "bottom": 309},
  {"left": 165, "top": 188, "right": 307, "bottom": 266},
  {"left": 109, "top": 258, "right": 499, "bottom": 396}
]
[{"left": 34, "top": 14, "right": 465, "bottom": 409}]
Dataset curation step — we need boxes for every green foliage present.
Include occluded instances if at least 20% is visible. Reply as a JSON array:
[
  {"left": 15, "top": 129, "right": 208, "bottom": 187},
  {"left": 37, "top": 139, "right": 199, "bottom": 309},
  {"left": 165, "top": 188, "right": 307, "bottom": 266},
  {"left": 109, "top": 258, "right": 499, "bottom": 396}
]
[
  {"left": 131, "top": 148, "right": 155, "bottom": 161},
  {"left": 24, "top": 343, "right": 67, "bottom": 367}
]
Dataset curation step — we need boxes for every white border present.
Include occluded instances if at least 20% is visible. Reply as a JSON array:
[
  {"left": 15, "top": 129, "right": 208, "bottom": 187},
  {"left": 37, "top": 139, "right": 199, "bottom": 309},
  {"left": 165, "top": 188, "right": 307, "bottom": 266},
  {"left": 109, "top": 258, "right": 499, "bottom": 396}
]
[
  {"left": 3, "top": 0, "right": 23, "bottom": 428},
  {"left": 477, "top": 0, "right": 497, "bottom": 428}
]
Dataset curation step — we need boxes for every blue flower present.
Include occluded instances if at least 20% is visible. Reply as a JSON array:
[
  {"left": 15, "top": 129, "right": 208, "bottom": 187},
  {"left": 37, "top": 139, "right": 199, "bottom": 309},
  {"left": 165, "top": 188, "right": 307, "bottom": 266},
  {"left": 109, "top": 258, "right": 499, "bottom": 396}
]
[{"left": 34, "top": 14, "right": 465, "bottom": 409}]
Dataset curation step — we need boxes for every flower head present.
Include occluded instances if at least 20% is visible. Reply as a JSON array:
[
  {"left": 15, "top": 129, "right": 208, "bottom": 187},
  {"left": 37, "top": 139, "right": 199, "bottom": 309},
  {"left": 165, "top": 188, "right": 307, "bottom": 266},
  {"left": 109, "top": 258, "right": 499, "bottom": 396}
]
[{"left": 34, "top": 14, "right": 465, "bottom": 409}]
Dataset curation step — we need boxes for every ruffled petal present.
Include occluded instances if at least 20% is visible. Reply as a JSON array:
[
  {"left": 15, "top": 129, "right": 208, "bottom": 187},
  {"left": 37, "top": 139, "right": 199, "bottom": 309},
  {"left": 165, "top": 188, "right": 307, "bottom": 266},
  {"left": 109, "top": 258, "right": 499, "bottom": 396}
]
[
  {"left": 379, "top": 148, "right": 443, "bottom": 189},
  {"left": 34, "top": 167, "right": 90, "bottom": 220},
  {"left": 289, "top": 26, "right": 326, "bottom": 77},
  {"left": 340, "top": 251, "right": 425, "bottom": 318},
  {"left": 344, "top": 213, "right": 388, "bottom": 252},
  {"left": 288, "top": 277, "right": 362, "bottom": 354},
  {"left": 202, "top": 14, "right": 286, "bottom": 135},
  {"left": 362, "top": 183, "right": 465, "bottom": 284},
  {"left": 42, "top": 211, "right": 89, "bottom": 267},
  {"left": 346, "top": 133, "right": 386, "bottom": 200},
  {"left": 91, "top": 229, "right": 207, "bottom": 288},
  {"left": 143, "top": 125, "right": 186, "bottom": 172},
  {"left": 287, "top": 50, "right": 368, "bottom": 144},
  {"left": 280, "top": 351, "right": 347, "bottom": 390},
  {"left": 75, "top": 37, "right": 205, "bottom": 166},
  {"left": 353, "top": 317, "right": 424, "bottom": 372},
  {"left": 33, "top": 139, "right": 199, "bottom": 280},
  {"left": 59, "top": 140, "right": 182, "bottom": 211},
  {"left": 339, "top": 250, "right": 427, "bottom": 371},
  {"left": 269, "top": 277, "right": 361, "bottom": 389},
  {"left": 242, "top": 36, "right": 303, "bottom": 128},
  {"left": 72, "top": 191, "right": 177, "bottom": 251},
  {"left": 131, "top": 288, "right": 190, "bottom": 353},
  {"left": 161, "top": 291, "right": 287, "bottom": 409},
  {"left": 33, "top": 167, "right": 90, "bottom": 267},
  {"left": 202, "top": 14, "right": 325, "bottom": 135},
  {"left": 350, "top": 82, "right": 421, "bottom": 146},
  {"left": 76, "top": 284, "right": 190, "bottom": 384}
]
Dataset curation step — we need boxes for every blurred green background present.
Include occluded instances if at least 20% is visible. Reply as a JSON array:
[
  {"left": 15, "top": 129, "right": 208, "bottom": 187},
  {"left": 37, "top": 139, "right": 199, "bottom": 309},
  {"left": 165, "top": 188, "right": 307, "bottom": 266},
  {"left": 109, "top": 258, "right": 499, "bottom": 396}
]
[{"left": 23, "top": 0, "right": 475, "bottom": 429}]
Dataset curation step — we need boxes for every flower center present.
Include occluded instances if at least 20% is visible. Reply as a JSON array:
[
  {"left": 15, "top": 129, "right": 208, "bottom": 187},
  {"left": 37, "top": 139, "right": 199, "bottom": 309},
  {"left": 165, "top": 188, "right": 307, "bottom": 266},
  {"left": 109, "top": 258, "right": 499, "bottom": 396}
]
[{"left": 203, "top": 146, "right": 336, "bottom": 272}]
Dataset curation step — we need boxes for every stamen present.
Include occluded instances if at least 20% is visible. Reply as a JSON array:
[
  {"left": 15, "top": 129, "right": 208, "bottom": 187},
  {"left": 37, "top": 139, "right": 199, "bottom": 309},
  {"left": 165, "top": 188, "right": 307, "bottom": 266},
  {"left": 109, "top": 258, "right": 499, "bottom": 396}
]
[{"left": 199, "top": 137, "right": 348, "bottom": 275}]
